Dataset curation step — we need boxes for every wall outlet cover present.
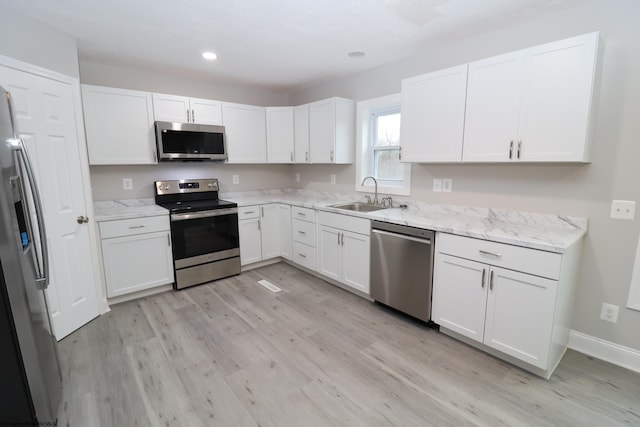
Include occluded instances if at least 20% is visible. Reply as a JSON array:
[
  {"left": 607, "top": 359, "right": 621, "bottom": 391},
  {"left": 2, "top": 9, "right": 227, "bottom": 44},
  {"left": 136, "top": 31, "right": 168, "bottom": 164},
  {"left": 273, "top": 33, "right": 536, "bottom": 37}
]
[
  {"left": 433, "top": 178, "right": 442, "bottom": 192},
  {"left": 122, "top": 178, "right": 133, "bottom": 190},
  {"left": 600, "top": 302, "right": 620, "bottom": 323},
  {"left": 295, "top": 173, "right": 300, "bottom": 182},
  {"left": 330, "top": 174, "right": 336, "bottom": 184},
  {"left": 610, "top": 200, "right": 636, "bottom": 220},
  {"left": 442, "top": 178, "right": 452, "bottom": 193},
  {"left": 232, "top": 174, "right": 240, "bottom": 185}
]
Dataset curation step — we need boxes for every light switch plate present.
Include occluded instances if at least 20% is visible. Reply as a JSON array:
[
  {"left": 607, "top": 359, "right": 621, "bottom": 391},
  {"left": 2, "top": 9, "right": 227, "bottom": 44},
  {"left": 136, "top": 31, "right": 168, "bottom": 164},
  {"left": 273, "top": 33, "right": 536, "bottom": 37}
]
[
  {"left": 442, "top": 178, "right": 452, "bottom": 193},
  {"left": 122, "top": 178, "right": 133, "bottom": 190},
  {"left": 232, "top": 175, "right": 239, "bottom": 185},
  {"left": 610, "top": 200, "right": 636, "bottom": 220},
  {"left": 433, "top": 178, "right": 442, "bottom": 192}
]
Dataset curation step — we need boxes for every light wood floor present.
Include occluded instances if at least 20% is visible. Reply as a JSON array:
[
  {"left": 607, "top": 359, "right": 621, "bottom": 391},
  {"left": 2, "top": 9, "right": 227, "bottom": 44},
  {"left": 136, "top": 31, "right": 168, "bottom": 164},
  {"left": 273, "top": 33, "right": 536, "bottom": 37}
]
[{"left": 57, "top": 263, "right": 640, "bottom": 426}]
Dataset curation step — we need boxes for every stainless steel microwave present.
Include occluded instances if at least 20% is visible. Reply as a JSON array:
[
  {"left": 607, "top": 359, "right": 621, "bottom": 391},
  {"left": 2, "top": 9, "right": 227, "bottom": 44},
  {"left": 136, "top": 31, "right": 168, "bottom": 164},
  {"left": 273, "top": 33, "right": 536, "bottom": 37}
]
[{"left": 155, "top": 121, "right": 227, "bottom": 161}]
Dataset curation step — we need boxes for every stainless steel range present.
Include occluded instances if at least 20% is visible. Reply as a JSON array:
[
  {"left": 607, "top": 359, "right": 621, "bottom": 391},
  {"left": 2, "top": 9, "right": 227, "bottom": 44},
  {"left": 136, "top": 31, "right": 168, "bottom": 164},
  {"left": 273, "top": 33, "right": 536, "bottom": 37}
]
[{"left": 155, "top": 178, "right": 240, "bottom": 290}]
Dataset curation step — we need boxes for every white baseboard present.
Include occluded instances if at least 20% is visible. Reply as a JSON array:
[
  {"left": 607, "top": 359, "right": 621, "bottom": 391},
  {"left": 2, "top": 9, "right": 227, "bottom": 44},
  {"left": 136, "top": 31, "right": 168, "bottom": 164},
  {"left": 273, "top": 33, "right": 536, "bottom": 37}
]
[{"left": 568, "top": 330, "right": 640, "bottom": 373}]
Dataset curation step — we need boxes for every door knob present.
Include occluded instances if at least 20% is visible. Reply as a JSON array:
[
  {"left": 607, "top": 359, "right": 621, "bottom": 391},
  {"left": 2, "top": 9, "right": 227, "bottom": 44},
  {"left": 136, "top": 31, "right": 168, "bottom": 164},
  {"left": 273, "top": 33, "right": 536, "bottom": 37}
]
[{"left": 77, "top": 215, "right": 89, "bottom": 224}]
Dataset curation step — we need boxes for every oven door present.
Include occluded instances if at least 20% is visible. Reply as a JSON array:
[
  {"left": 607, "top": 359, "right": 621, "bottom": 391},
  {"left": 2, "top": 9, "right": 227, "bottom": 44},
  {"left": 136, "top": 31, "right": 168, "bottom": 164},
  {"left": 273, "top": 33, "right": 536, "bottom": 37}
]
[{"left": 170, "top": 208, "right": 239, "bottom": 268}]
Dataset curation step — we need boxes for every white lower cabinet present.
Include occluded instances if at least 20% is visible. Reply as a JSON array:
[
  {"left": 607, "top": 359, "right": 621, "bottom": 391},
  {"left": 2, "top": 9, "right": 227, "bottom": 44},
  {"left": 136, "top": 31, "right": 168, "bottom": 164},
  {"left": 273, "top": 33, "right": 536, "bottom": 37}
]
[
  {"left": 278, "top": 204, "right": 292, "bottom": 260},
  {"left": 317, "top": 212, "right": 370, "bottom": 294},
  {"left": 432, "top": 232, "right": 579, "bottom": 378},
  {"left": 238, "top": 204, "right": 281, "bottom": 266},
  {"left": 291, "top": 206, "right": 317, "bottom": 271},
  {"left": 99, "top": 215, "right": 174, "bottom": 298}
]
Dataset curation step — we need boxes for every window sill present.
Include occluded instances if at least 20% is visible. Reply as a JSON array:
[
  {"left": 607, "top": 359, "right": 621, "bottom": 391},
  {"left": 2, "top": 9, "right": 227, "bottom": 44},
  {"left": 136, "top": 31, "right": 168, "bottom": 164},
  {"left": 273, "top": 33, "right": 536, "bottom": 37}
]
[{"left": 356, "top": 184, "right": 410, "bottom": 197}]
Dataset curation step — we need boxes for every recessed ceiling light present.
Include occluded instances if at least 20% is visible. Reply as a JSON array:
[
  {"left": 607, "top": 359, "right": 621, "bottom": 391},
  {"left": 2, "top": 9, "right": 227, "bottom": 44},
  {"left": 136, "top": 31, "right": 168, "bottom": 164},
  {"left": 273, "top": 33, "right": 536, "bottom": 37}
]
[
  {"left": 202, "top": 51, "right": 217, "bottom": 61},
  {"left": 347, "top": 51, "right": 366, "bottom": 59}
]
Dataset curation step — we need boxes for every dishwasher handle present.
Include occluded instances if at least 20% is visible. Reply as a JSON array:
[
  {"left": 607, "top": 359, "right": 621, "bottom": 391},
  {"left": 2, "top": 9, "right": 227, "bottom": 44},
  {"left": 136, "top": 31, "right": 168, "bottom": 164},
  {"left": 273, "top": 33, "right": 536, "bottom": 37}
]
[{"left": 371, "top": 228, "right": 432, "bottom": 245}]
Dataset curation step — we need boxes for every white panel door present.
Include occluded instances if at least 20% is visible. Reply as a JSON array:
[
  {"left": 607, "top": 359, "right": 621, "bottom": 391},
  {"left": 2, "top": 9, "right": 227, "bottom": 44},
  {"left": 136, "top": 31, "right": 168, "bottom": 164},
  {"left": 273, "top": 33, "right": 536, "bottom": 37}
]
[
  {"left": 341, "top": 231, "right": 370, "bottom": 294},
  {"left": 309, "top": 99, "right": 336, "bottom": 163},
  {"left": 463, "top": 52, "right": 524, "bottom": 162},
  {"left": 152, "top": 93, "right": 190, "bottom": 123},
  {"left": 278, "top": 204, "right": 292, "bottom": 260},
  {"left": 239, "top": 218, "right": 262, "bottom": 265},
  {"left": 81, "top": 85, "right": 156, "bottom": 165},
  {"left": 266, "top": 107, "right": 294, "bottom": 163},
  {"left": 518, "top": 33, "right": 598, "bottom": 162},
  {"left": 431, "top": 254, "right": 487, "bottom": 342},
  {"left": 317, "top": 225, "right": 341, "bottom": 282},
  {"left": 400, "top": 65, "right": 468, "bottom": 163},
  {"left": 294, "top": 104, "right": 310, "bottom": 163},
  {"left": 190, "top": 97, "right": 223, "bottom": 125},
  {"left": 222, "top": 102, "right": 267, "bottom": 163},
  {"left": 0, "top": 66, "right": 99, "bottom": 339},
  {"left": 484, "top": 267, "right": 558, "bottom": 369},
  {"left": 259, "top": 204, "right": 280, "bottom": 260}
]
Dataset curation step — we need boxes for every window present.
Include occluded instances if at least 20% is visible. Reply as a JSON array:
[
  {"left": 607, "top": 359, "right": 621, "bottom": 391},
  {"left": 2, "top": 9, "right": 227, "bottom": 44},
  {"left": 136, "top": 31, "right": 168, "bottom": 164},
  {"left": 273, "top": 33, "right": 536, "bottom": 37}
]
[{"left": 356, "top": 94, "right": 411, "bottom": 196}]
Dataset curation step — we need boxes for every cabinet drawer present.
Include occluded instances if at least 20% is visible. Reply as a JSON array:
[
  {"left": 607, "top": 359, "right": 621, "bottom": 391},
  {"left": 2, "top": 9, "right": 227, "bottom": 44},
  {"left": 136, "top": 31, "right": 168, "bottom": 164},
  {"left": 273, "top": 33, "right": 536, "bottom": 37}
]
[
  {"left": 293, "top": 241, "right": 316, "bottom": 271},
  {"left": 292, "top": 218, "right": 316, "bottom": 246},
  {"left": 437, "top": 233, "right": 561, "bottom": 280},
  {"left": 238, "top": 205, "right": 261, "bottom": 220},
  {"left": 318, "top": 211, "right": 370, "bottom": 236},
  {"left": 292, "top": 206, "right": 316, "bottom": 222},
  {"left": 99, "top": 215, "right": 170, "bottom": 239}
]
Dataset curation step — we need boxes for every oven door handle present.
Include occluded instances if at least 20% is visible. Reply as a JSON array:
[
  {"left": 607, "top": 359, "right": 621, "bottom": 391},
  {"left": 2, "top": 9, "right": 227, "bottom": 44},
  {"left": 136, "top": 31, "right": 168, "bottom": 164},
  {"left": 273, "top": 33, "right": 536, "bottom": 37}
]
[{"left": 171, "top": 208, "right": 238, "bottom": 221}]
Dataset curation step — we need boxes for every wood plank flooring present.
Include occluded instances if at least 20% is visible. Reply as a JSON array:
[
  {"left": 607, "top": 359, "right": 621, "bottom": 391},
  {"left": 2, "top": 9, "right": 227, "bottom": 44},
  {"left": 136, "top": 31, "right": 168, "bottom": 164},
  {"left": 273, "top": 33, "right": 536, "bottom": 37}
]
[{"left": 56, "top": 263, "right": 640, "bottom": 426}]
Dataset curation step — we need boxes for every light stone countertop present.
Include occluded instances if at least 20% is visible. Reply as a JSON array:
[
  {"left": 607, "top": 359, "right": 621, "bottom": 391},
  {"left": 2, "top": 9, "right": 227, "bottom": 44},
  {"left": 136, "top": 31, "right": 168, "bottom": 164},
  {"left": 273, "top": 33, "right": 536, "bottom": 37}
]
[{"left": 94, "top": 190, "right": 587, "bottom": 253}]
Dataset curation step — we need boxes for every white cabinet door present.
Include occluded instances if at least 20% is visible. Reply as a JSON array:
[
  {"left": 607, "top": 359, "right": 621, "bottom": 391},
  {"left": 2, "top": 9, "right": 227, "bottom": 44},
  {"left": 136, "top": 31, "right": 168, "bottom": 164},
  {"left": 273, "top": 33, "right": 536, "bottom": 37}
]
[
  {"left": 432, "top": 254, "right": 488, "bottom": 342},
  {"left": 190, "top": 97, "right": 223, "bottom": 125},
  {"left": 484, "top": 267, "right": 558, "bottom": 369},
  {"left": 260, "top": 204, "right": 281, "bottom": 260},
  {"left": 101, "top": 231, "right": 174, "bottom": 297},
  {"left": 317, "top": 225, "right": 342, "bottom": 282},
  {"left": 342, "top": 231, "right": 370, "bottom": 294},
  {"left": 400, "top": 65, "right": 468, "bottom": 163},
  {"left": 222, "top": 102, "right": 267, "bottom": 163},
  {"left": 309, "top": 97, "right": 354, "bottom": 164},
  {"left": 518, "top": 33, "right": 598, "bottom": 162},
  {"left": 294, "top": 104, "right": 310, "bottom": 163},
  {"left": 463, "top": 53, "right": 524, "bottom": 162},
  {"left": 239, "top": 218, "right": 262, "bottom": 265},
  {"left": 0, "top": 66, "right": 99, "bottom": 339},
  {"left": 266, "top": 107, "right": 294, "bottom": 163},
  {"left": 152, "top": 93, "right": 190, "bottom": 122},
  {"left": 278, "top": 204, "right": 292, "bottom": 260},
  {"left": 82, "top": 85, "right": 156, "bottom": 165}
]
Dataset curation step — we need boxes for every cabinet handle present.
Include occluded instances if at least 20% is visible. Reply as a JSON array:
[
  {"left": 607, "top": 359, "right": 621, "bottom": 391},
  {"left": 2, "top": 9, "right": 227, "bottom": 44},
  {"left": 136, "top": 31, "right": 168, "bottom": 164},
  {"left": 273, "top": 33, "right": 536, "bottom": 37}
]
[
  {"left": 490, "top": 270, "right": 494, "bottom": 290},
  {"left": 258, "top": 220, "right": 261, "bottom": 231},
  {"left": 297, "top": 212, "right": 306, "bottom": 217},
  {"left": 481, "top": 268, "right": 486, "bottom": 288},
  {"left": 128, "top": 225, "right": 146, "bottom": 229},
  {"left": 291, "top": 151, "right": 293, "bottom": 162},
  {"left": 187, "top": 109, "right": 191, "bottom": 122},
  {"left": 245, "top": 211, "right": 255, "bottom": 215},
  {"left": 298, "top": 230, "right": 306, "bottom": 235},
  {"left": 399, "top": 146, "right": 402, "bottom": 161},
  {"left": 479, "top": 250, "right": 502, "bottom": 258},
  {"left": 192, "top": 109, "right": 195, "bottom": 123},
  {"left": 509, "top": 140, "right": 514, "bottom": 159},
  {"left": 305, "top": 151, "right": 309, "bottom": 162},
  {"left": 330, "top": 150, "right": 334, "bottom": 162},
  {"left": 337, "top": 232, "right": 340, "bottom": 245},
  {"left": 517, "top": 140, "right": 522, "bottom": 159},
  {"left": 167, "top": 234, "right": 171, "bottom": 247},
  {"left": 340, "top": 232, "right": 344, "bottom": 246},
  {"left": 261, "top": 206, "right": 264, "bottom": 217},
  {"left": 298, "top": 253, "right": 307, "bottom": 258}
]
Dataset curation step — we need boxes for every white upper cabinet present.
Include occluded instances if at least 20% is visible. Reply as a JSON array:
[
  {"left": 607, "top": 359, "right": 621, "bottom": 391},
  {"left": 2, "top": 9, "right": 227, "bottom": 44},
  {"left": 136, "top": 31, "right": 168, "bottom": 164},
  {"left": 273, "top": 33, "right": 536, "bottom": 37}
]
[
  {"left": 153, "top": 93, "right": 223, "bottom": 125},
  {"left": 400, "top": 64, "right": 468, "bottom": 163},
  {"left": 463, "top": 32, "right": 598, "bottom": 162},
  {"left": 294, "top": 104, "right": 310, "bottom": 163},
  {"left": 266, "top": 106, "right": 295, "bottom": 163},
  {"left": 81, "top": 84, "right": 157, "bottom": 165},
  {"left": 222, "top": 102, "right": 267, "bottom": 163},
  {"left": 309, "top": 97, "right": 354, "bottom": 164}
]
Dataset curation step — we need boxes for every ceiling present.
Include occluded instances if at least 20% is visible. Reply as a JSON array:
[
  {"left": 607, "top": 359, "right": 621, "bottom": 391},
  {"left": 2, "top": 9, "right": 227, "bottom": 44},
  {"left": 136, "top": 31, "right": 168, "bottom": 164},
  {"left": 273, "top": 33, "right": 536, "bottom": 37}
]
[{"left": 1, "top": 0, "right": 584, "bottom": 92}]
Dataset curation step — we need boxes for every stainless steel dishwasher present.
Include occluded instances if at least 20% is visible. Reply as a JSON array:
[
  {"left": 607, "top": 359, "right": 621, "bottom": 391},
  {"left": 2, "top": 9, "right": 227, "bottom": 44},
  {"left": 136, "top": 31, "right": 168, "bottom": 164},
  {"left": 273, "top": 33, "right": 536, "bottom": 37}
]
[{"left": 370, "top": 221, "right": 435, "bottom": 322}]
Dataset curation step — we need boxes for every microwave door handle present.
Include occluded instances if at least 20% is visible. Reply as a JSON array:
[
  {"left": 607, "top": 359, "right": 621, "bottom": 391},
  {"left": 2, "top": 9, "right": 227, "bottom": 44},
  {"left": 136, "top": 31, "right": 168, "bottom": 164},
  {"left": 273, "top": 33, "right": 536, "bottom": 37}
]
[{"left": 15, "top": 140, "right": 49, "bottom": 289}]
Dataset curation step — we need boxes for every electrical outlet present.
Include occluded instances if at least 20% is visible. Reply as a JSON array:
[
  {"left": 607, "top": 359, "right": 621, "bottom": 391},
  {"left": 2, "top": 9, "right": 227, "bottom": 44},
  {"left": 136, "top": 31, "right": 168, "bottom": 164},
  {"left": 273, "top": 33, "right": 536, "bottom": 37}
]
[
  {"left": 600, "top": 303, "right": 619, "bottom": 323},
  {"left": 433, "top": 178, "right": 442, "bottom": 192},
  {"left": 442, "top": 178, "right": 452, "bottom": 193},
  {"left": 610, "top": 200, "right": 636, "bottom": 220},
  {"left": 330, "top": 174, "right": 336, "bottom": 184},
  {"left": 295, "top": 173, "right": 300, "bottom": 182},
  {"left": 122, "top": 178, "right": 133, "bottom": 190},
  {"left": 232, "top": 175, "right": 239, "bottom": 185}
]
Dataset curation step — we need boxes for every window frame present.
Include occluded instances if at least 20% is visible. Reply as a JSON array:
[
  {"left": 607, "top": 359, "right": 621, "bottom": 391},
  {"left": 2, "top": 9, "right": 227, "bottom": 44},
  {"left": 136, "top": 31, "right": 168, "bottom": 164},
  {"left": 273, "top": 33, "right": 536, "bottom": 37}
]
[{"left": 355, "top": 94, "right": 411, "bottom": 197}]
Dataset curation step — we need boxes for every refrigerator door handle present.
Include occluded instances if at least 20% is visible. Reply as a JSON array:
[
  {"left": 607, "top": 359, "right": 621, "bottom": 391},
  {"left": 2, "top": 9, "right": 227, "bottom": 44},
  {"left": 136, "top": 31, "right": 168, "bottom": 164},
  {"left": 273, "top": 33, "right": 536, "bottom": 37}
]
[{"left": 15, "top": 140, "right": 49, "bottom": 290}]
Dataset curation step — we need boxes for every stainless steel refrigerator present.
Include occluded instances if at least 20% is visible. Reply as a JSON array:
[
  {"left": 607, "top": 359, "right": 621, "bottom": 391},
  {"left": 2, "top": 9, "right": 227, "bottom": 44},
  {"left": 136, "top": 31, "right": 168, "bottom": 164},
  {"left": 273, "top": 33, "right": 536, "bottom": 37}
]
[{"left": 0, "top": 86, "right": 61, "bottom": 424}]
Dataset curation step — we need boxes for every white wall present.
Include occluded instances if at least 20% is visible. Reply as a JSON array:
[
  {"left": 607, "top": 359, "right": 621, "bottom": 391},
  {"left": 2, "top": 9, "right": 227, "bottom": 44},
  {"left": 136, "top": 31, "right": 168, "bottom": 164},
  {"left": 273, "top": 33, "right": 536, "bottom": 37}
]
[
  {"left": 289, "top": 0, "right": 640, "bottom": 352},
  {"left": 0, "top": 5, "right": 79, "bottom": 77}
]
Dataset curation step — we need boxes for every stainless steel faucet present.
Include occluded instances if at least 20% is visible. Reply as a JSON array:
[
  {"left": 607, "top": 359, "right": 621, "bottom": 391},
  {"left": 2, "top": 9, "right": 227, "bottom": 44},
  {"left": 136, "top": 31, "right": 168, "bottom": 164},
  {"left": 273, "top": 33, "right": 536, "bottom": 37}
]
[{"left": 361, "top": 176, "right": 378, "bottom": 205}]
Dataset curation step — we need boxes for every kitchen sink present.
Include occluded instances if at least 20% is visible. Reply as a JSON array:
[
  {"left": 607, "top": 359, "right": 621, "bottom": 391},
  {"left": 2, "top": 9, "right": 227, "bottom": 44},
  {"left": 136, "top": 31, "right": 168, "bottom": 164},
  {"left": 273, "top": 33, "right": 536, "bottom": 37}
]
[{"left": 330, "top": 202, "right": 388, "bottom": 212}]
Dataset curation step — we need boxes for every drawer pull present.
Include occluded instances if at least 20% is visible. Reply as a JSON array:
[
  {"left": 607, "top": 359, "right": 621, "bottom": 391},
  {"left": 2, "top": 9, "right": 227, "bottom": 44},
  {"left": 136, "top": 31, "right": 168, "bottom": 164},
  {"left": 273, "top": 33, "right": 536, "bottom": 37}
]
[
  {"left": 481, "top": 268, "right": 486, "bottom": 288},
  {"left": 244, "top": 211, "right": 255, "bottom": 215},
  {"left": 298, "top": 253, "right": 307, "bottom": 258},
  {"left": 128, "top": 225, "right": 146, "bottom": 229},
  {"left": 298, "top": 230, "right": 306, "bottom": 235},
  {"left": 297, "top": 212, "right": 306, "bottom": 217},
  {"left": 490, "top": 270, "right": 495, "bottom": 290},
  {"left": 479, "top": 250, "right": 502, "bottom": 258}
]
